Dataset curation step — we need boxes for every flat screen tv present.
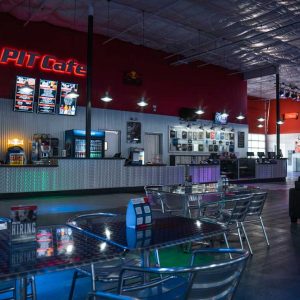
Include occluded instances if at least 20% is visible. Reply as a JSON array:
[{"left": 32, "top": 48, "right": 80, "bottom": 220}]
[{"left": 214, "top": 112, "right": 228, "bottom": 125}]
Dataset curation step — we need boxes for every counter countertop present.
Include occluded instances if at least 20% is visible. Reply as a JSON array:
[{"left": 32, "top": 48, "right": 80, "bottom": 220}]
[
  {"left": 125, "top": 164, "right": 167, "bottom": 167},
  {"left": 56, "top": 157, "right": 125, "bottom": 160},
  {"left": 0, "top": 164, "right": 58, "bottom": 167}
]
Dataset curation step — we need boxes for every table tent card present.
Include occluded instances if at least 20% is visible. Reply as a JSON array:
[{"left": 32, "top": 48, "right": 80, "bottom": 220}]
[
  {"left": 126, "top": 227, "right": 152, "bottom": 249},
  {"left": 126, "top": 197, "right": 152, "bottom": 229},
  {"left": 10, "top": 205, "right": 37, "bottom": 243}
]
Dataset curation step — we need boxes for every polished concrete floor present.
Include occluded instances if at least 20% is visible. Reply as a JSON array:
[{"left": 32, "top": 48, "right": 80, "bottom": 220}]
[{"left": 0, "top": 172, "right": 300, "bottom": 299}]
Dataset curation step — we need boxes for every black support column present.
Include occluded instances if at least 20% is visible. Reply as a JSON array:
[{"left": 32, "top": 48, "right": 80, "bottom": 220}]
[
  {"left": 86, "top": 3, "right": 94, "bottom": 159},
  {"left": 276, "top": 72, "right": 280, "bottom": 157}
]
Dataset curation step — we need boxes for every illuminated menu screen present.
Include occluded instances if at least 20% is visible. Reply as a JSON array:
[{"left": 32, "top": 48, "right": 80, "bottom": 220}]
[
  {"left": 14, "top": 76, "right": 36, "bottom": 112},
  {"left": 37, "top": 79, "right": 58, "bottom": 114},
  {"left": 58, "top": 82, "right": 78, "bottom": 116}
]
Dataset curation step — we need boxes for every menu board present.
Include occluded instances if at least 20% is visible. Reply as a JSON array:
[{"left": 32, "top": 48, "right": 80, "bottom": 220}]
[
  {"left": 37, "top": 79, "right": 58, "bottom": 114},
  {"left": 58, "top": 82, "right": 78, "bottom": 116},
  {"left": 14, "top": 76, "right": 36, "bottom": 112}
]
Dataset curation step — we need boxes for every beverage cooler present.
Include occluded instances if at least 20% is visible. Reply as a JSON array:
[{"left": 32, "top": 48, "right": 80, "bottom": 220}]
[{"left": 65, "top": 130, "right": 105, "bottom": 158}]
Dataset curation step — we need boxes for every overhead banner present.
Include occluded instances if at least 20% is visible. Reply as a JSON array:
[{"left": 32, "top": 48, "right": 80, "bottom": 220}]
[
  {"left": 14, "top": 76, "right": 36, "bottom": 112},
  {"left": 37, "top": 79, "right": 58, "bottom": 114}
]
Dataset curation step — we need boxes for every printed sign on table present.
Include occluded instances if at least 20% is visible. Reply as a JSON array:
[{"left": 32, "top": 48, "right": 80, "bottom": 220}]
[
  {"left": 14, "top": 76, "right": 36, "bottom": 112},
  {"left": 126, "top": 197, "right": 152, "bottom": 229},
  {"left": 10, "top": 205, "right": 37, "bottom": 243}
]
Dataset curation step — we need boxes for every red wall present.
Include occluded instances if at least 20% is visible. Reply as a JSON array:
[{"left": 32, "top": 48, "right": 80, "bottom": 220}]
[
  {"left": 248, "top": 96, "right": 300, "bottom": 134},
  {"left": 247, "top": 97, "right": 266, "bottom": 134},
  {"left": 0, "top": 13, "right": 247, "bottom": 122}
]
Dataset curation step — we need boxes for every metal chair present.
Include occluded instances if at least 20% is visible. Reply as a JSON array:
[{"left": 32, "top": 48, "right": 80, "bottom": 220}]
[
  {"left": 0, "top": 277, "right": 37, "bottom": 300},
  {"left": 242, "top": 192, "right": 270, "bottom": 250},
  {"left": 144, "top": 186, "right": 164, "bottom": 211},
  {"left": 68, "top": 212, "right": 142, "bottom": 300},
  {"left": 201, "top": 195, "right": 253, "bottom": 254},
  {"left": 87, "top": 248, "right": 249, "bottom": 300}
]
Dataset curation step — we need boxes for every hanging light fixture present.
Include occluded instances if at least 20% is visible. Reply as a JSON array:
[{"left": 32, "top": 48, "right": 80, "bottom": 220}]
[
  {"left": 66, "top": 87, "right": 79, "bottom": 98},
  {"left": 221, "top": 110, "right": 229, "bottom": 118},
  {"left": 277, "top": 119, "right": 284, "bottom": 125},
  {"left": 137, "top": 96, "right": 148, "bottom": 107},
  {"left": 19, "top": 81, "right": 33, "bottom": 94},
  {"left": 195, "top": 107, "right": 205, "bottom": 115},
  {"left": 100, "top": 91, "right": 113, "bottom": 102},
  {"left": 257, "top": 124, "right": 264, "bottom": 128},
  {"left": 257, "top": 117, "right": 265, "bottom": 122},
  {"left": 236, "top": 113, "right": 245, "bottom": 120}
]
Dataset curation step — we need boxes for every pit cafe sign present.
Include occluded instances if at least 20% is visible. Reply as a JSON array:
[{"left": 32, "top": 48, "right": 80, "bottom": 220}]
[{"left": 0, "top": 47, "right": 87, "bottom": 77}]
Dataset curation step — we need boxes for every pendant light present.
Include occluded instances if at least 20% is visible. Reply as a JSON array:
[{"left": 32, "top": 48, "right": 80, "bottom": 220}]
[
  {"left": 101, "top": 91, "right": 113, "bottom": 102},
  {"left": 19, "top": 81, "right": 33, "bottom": 94},
  {"left": 66, "top": 87, "right": 79, "bottom": 98},
  {"left": 236, "top": 113, "right": 245, "bottom": 120},
  {"left": 277, "top": 119, "right": 284, "bottom": 125},
  {"left": 257, "top": 117, "right": 265, "bottom": 122},
  {"left": 137, "top": 96, "right": 148, "bottom": 107},
  {"left": 257, "top": 124, "right": 264, "bottom": 128},
  {"left": 221, "top": 110, "right": 229, "bottom": 118},
  {"left": 195, "top": 107, "right": 205, "bottom": 115}
]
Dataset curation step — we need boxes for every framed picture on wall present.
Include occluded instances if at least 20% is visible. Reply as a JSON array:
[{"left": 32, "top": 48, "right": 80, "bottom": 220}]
[
  {"left": 198, "top": 132, "right": 204, "bottom": 140},
  {"left": 170, "top": 130, "right": 176, "bottom": 139},
  {"left": 208, "top": 145, "right": 214, "bottom": 152},
  {"left": 198, "top": 144, "right": 204, "bottom": 152},
  {"left": 206, "top": 131, "right": 210, "bottom": 139},
  {"left": 127, "top": 121, "right": 141, "bottom": 143},
  {"left": 188, "top": 132, "right": 193, "bottom": 140},
  {"left": 193, "top": 132, "right": 197, "bottom": 140},
  {"left": 182, "top": 131, "right": 187, "bottom": 139}
]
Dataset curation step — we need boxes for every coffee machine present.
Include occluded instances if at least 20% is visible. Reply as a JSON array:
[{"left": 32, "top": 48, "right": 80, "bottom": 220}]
[{"left": 32, "top": 134, "right": 59, "bottom": 160}]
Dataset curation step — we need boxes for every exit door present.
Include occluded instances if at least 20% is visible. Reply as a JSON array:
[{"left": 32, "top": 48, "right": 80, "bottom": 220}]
[{"left": 144, "top": 133, "right": 162, "bottom": 164}]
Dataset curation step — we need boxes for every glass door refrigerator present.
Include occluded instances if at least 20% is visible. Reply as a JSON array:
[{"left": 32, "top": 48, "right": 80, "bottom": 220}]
[{"left": 65, "top": 130, "right": 105, "bottom": 158}]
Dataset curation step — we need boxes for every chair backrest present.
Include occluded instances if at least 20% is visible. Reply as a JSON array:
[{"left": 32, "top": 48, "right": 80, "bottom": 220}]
[
  {"left": 0, "top": 280, "right": 16, "bottom": 300},
  {"left": 189, "top": 248, "right": 249, "bottom": 300},
  {"left": 246, "top": 192, "right": 268, "bottom": 216},
  {"left": 117, "top": 248, "right": 249, "bottom": 300},
  {"left": 225, "top": 195, "right": 253, "bottom": 224},
  {"left": 144, "top": 186, "right": 164, "bottom": 208},
  {"left": 160, "top": 193, "right": 185, "bottom": 214}
]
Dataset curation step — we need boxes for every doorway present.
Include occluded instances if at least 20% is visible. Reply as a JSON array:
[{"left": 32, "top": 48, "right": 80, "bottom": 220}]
[{"left": 144, "top": 133, "right": 163, "bottom": 164}]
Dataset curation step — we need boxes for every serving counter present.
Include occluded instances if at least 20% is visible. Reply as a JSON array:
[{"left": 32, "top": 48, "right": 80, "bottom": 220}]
[
  {"left": 0, "top": 159, "right": 185, "bottom": 196},
  {"left": 0, "top": 158, "right": 287, "bottom": 196}
]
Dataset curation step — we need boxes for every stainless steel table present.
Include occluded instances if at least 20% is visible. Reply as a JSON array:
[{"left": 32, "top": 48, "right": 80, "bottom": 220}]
[
  {"left": 0, "top": 224, "right": 125, "bottom": 300},
  {"left": 146, "top": 183, "right": 260, "bottom": 216},
  {"left": 67, "top": 211, "right": 226, "bottom": 267}
]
